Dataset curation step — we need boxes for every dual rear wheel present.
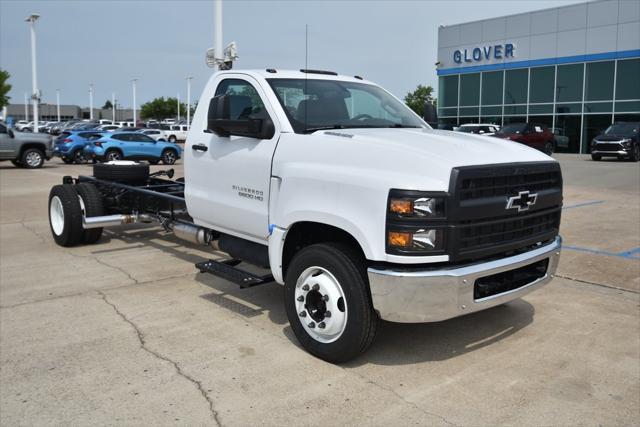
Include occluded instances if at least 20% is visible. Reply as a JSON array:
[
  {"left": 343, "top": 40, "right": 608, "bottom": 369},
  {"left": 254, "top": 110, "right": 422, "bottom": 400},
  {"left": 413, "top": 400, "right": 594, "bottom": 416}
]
[{"left": 48, "top": 183, "right": 104, "bottom": 247}]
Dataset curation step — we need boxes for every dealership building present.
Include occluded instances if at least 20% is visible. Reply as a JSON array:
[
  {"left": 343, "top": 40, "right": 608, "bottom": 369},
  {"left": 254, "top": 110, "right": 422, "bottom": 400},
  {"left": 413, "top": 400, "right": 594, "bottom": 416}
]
[{"left": 437, "top": 0, "right": 640, "bottom": 153}]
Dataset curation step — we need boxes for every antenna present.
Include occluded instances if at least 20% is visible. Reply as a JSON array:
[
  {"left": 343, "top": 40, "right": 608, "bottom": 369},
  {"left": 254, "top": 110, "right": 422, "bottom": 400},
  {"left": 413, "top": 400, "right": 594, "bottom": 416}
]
[{"left": 304, "top": 24, "right": 308, "bottom": 133}]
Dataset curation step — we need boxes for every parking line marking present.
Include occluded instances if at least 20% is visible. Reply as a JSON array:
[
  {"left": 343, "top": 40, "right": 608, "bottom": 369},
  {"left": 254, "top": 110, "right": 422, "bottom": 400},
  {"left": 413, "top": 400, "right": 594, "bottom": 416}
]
[
  {"left": 562, "top": 200, "right": 605, "bottom": 210},
  {"left": 563, "top": 245, "right": 640, "bottom": 260}
]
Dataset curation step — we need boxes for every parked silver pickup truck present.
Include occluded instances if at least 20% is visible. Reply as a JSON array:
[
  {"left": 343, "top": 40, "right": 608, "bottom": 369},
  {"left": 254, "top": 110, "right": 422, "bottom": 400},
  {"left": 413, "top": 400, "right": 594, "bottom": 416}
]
[{"left": 0, "top": 122, "right": 53, "bottom": 168}]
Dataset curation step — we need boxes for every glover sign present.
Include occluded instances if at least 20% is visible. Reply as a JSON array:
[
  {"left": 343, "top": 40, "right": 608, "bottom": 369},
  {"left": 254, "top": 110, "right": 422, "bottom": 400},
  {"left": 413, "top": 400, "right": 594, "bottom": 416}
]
[{"left": 454, "top": 43, "right": 515, "bottom": 63}]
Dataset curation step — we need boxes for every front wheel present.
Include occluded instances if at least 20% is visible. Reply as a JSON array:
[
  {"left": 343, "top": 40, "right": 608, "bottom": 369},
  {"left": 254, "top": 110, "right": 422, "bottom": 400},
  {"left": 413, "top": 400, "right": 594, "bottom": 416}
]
[
  {"left": 11, "top": 159, "right": 21, "bottom": 167},
  {"left": 104, "top": 149, "right": 122, "bottom": 162},
  {"left": 284, "top": 243, "right": 378, "bottom": 364},
  {"left": 22, "top": 148, "right": 45, "bottom": 168},
  {"left": 543, "top": 142, "right": 554, "bottom": 156},
  {"left": 161, "top": 149, "right": 177, "bottom": 165},
  {"left": 629, "top": 144, "right": 639, "bottom": 162},
  {"left": 591, "top": 153, "right": 601, "bottom": 161},
  {"left": 168, "top": 135, "right": 177, "bottom": 143},
  {"left": 73, "top": 150, "right": 87, "bottom": 164}
]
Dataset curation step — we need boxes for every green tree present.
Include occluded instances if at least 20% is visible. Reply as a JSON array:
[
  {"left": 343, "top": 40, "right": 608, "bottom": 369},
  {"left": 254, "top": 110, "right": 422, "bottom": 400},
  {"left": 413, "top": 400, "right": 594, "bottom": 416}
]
[
  {"left": 404, "top": 85, "right": 436, "bottom": 117},
  {"left": 102, "top": 99, "right": 113, "bottom": 109},
  {"left": 0, "top": 69, "right": 12, "bottom": 110},
  {"left": 140, "top": 97, "right": 188, "bottom": 120}
]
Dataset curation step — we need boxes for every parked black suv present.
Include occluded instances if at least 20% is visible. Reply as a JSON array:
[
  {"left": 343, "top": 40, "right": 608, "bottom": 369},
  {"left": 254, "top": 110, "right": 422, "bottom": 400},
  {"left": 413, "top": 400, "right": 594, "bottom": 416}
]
[{"left": 591, "top": 122, "right": 639, "bottom": 162}]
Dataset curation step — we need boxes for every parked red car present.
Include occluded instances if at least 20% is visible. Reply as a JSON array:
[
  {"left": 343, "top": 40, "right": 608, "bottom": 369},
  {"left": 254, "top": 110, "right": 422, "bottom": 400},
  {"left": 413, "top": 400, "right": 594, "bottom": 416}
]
[{"left": 493, "top": 123, "right": 555, "bottom": 155}]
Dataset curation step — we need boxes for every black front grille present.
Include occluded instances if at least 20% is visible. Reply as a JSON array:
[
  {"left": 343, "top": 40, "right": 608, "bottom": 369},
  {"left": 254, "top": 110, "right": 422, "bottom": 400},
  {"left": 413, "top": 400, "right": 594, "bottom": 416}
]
[
  {"left": 457, "top": 209, "right": 561, "bottom": 256},
  {"left": 594, "top": 142, "right": 623, "bottom": 151},
  {"left": 459, "top": 169, "right": 561, "bottom": 200},
  {"left": 474, "top": 259, "right": 549, "bottom": 300}
]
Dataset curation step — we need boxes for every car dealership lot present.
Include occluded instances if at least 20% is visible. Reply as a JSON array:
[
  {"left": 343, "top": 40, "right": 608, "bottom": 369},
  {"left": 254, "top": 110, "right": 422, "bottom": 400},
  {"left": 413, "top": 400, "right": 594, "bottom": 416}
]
[{"left": 0, "top": 155, "right": 638, "bottom": 425}]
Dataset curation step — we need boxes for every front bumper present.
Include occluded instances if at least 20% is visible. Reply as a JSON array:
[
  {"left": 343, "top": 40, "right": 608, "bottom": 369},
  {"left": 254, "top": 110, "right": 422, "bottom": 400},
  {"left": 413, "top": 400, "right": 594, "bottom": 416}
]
[
  {"left": 368, "top": 236, "right": 561, "bottom": 323},
  {"left": 591, "top": 149, "right": 630, "bottom": 157}
]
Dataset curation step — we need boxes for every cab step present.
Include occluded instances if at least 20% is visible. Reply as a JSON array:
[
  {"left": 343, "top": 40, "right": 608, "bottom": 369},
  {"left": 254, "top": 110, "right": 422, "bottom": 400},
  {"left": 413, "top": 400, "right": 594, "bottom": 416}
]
[{"left": 195, "top": 258, "right": 274, "bottom": 288}]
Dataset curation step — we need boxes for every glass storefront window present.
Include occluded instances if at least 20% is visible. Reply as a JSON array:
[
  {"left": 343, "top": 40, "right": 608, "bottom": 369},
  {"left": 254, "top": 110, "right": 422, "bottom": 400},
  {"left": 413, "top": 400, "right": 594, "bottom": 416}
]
[
  {"left": 582, "top": 114, "right": 612, "bottom": 152},
  {"left": 459, "top": 73, "right": 480, "bottom": 106},
  {"left": 615, "top": 101, "right": 640, "bottom": 113},
  {"left": 437, "top": 117, "right": 458, "bottom": 130},
  {"left": 438, "top": 107, "right": 457, "bottom": 117},
  {"left": 459, "top": 107, "right": 479, "bottom": 116},
  {"left": 556, "top": 64, "right": 583, "bottom": 102},
  {"left": 439, "top": 76, "right": 459, "bottom": 108},
  {"left": 554, "top": 115, "right": 582, "bottom": 153},
  {"left": 481, "top": 71, "right": 503, "bottom": 106},
  {"left": 480, "top": 116, "right": 502, "bottom": 126},
  {"left": 504, "top": 105, "right": 527, "bottom": 115},
  {"left": 556, "top": 103, "right": 582, "bottom": 114},
  {"left": 616, "top": 59, "right": 640, "bottom": 100},
  {"left": 529, "top": 66, "right": 555, "bottom": 103},
  {"left": 503, "top": 116, "right": 527, "bottom": 125},
  {"left": 529, "top": 104, "right": 553, "bottom": 114},
  {"left": 459, "top": 117, "right": 479, "bottom": 125},
  {"left": 614, "top": 113, "right": 640, "bottom": 124},
  {"left": 504, "top": 69, "right": 528, "bottom": 104},
  {"left": 585, "top": 61, "right": 614, "bottom": 101},
  {"left": 480, "top": 106, "right": 501, "bottom": 115},
  {"left": 584, "top": 102, "right": 613, "bottom": 113}
]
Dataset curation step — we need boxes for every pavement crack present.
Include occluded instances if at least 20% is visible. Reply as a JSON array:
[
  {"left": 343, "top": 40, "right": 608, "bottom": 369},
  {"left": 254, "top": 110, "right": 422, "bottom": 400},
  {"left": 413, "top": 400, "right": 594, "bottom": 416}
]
[
  {"left": 98, "top": 291, "right": 221, "bottom": 426},
  {"left": 19, "top": 221, "right": 47, "bottom": 244},
  {"left": 555, "top": 274, "right": 639, "bottom": 294},
  {"left": 64, "top": 250, "right": 140, "bottom": 285}
]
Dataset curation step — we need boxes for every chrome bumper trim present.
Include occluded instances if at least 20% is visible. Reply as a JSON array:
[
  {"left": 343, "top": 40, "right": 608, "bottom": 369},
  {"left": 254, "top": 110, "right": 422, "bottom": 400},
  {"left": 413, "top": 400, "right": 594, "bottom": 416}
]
[
  {"left": 367, "top": 236, "right": 562, "bottom": 323},
  {"left": 591, "top": 150, "right": 628, "bottom": 155}
]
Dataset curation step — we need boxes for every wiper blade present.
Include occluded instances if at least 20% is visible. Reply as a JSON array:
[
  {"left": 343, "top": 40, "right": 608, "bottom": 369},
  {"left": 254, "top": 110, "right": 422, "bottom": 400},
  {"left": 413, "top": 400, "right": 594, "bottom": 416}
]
[
  {"left": 385, "top": 124, "right": 421, "bottom": 128},
  {"left": 302, "top": 125, "right": 346, "bottom": 134}
]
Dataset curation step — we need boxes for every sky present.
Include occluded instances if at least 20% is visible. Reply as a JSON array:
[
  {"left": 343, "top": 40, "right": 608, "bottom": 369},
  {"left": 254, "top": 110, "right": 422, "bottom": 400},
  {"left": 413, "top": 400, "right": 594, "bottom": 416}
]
[{"left": 1, "top": 0, "right": 586, "bottom": 109}]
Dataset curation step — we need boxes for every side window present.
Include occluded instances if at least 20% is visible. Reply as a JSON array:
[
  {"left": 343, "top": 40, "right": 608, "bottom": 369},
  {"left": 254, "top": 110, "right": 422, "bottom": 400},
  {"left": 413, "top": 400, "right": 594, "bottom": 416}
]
[
  {"left": 214, "top": 79, "right": 267, "bottom": 120},
  {"left": 112, "top": 134, "right": 127, "bottom": 141}
]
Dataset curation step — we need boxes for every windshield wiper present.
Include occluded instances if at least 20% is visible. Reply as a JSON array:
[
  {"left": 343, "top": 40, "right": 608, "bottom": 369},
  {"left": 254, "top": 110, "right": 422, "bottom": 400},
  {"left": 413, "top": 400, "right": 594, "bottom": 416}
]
[
  {"left": 384, "top": 124, "right": 421, "bottom": 128},
  {"left": 302, "top": 125, "right": 347, "bottom": 134}
]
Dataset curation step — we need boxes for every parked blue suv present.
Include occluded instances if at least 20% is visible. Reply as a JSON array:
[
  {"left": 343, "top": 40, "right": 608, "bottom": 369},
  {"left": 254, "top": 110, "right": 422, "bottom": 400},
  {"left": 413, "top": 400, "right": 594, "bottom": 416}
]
[
  {"left": 53, "top": 131, "right": 106, "bottom": 163},
  {"left": 83, "top": 132, "right": 182, "bottom": 164}
]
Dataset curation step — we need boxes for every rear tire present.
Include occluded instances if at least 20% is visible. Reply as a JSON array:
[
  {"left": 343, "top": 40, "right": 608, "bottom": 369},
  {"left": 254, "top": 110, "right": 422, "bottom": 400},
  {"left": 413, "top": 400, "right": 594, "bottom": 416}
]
[
  {"left": 168, "top": 135, "right": 177, "bottom": 143},
  {"left": 93, "top": 162, "right": 149, "bottom": 183},
  {"left": 543, "top": 142, "right": 554, "bottom": 156},
  {"left": 11, "top": 159, "right": 22, "bottom": 167},
  {"left": 161, "top": 149, "right": 177, "bottom": 165},
  {"left": 75, "top": 183, "right": 105, "bottom": 244},
  {"left": 73, "top": 150, "right": 87, "bottom": 164},
  {"left": 48, "top": 184, "right": 84, "bottom": 247},
  {"left": 62, "top": 158, "right": 74, "bottom": 164},
  {"left": 21, "top": 148, "right": 45, "bottom": 168},
  {"left": 284, "top": 243, "right": 378, "bottom": 364},
  {"left": 591, "top": 154, "right": 601, "bottom": 161}
]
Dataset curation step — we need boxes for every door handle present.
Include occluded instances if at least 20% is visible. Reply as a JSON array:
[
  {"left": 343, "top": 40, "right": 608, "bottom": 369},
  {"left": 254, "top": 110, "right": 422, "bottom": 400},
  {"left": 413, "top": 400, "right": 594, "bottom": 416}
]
[{"left": 192, "top": 144, "right": 208, "bottom": 152}]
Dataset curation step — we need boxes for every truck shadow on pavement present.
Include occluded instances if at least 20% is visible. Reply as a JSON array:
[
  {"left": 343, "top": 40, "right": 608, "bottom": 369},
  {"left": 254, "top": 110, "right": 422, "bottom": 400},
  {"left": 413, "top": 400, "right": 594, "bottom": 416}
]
[{"left": 97, "top": 226, "right": 535, "bottom": 366}]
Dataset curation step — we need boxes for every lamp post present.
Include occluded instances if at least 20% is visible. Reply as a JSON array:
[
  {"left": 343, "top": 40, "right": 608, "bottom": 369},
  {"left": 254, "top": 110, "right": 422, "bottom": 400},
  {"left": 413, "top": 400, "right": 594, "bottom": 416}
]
[
  {"left": 177, "top": 93, "right": 180, "bottom": 123},
  {"left": 24, "top": 92, "right": 28, "bottom": 121},
  {"left": 131, "top": 78, "right": 138, "bottom": 125},
  {"left": 25, "top": 13, "right": 40, "bottom": 132},
  {"left": 89, "top": 83, "right": 94, "bottom": 120},
  {"left": 186, "top": 76, "right": 193, "bottom": 129},
  {"left": 112, "top": 92, "right": 116, "bottom": 123},
  {"left": 215, "top": 0, "right": 222, "bottom": 71},
  {"left": 56, "top": 89, "right": 60, "bottom": 122}
]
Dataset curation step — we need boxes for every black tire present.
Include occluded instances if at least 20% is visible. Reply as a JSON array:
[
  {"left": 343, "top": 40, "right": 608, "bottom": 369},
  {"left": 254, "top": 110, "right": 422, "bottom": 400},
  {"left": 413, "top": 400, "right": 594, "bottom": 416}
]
[
  {"left": 93, "top": 162, "right": 150, "bottom": 183},
  {"left": 161, "top": 149, "right": 177, "bottom": 165},
  {"left": 284, "top": 243, "right": 378, "bottom": 364},
  {"left": 48, "top": 184, "right": 84, "bottom": 247},
  {"left": 21, "top": 148, "right": 45, "bottom": 168},
  {"left": 75, "top": 183, "right": 105, "bottom": 244},
  {"left": 168, "top": 135, "right": 177, "bottom": 143},
  {"left": 148, "top": 159, "right": 159, "bottom": 165},
  {"left": 73, "top": 150, "right": 87, "bottom": 164},
  {"left": 62, "top": 158, "right": 74, "bottom": 164},
  {"left": 10, "top": 159, "right": 21, "bottom": 167},
  {"left": 543, "top": 141, "right": 554, "bottom": 156},
  {"left": 104, "top": 149, "right": 123, "bottom": 162},
  {"left": 629, "top": 144, "right": 639, "bottom": 162},
  {"left": 591, "top": 154, "right": 601, "bottom": 161}
]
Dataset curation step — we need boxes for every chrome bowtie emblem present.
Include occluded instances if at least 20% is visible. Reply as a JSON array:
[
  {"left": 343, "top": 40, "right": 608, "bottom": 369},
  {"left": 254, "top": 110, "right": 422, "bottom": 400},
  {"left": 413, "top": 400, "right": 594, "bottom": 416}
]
[{"left": 506, "top": 190, "right": 538, "bottom": 212}]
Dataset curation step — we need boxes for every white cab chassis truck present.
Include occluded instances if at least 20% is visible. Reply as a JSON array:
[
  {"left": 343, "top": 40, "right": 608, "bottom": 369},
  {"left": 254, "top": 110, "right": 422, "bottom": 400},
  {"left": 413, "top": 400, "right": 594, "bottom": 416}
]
[{"left": 48, "top": 69, "right": 562, "bottom": 363}]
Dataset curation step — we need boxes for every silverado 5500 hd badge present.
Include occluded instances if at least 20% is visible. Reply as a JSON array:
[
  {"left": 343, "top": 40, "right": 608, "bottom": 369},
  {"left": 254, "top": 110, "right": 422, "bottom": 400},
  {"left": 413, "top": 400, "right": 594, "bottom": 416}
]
[{"left": 232, "top": 184, "right": 264, "bottom": 202}]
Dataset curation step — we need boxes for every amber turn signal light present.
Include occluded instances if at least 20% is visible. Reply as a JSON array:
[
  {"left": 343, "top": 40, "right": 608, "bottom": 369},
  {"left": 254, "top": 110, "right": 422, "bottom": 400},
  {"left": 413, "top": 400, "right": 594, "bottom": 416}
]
[
  {"left": 388, "top": 231, "right": 413, "bottom": 248},
  {"left": 389, "top": 199, "right": 413, "bottom": 215}
]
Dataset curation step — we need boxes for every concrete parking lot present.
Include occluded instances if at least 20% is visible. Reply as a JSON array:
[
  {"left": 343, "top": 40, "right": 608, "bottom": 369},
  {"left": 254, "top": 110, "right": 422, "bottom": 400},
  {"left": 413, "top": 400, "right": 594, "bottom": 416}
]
[{"left": 1, "top": 154, "right": 638, "bottom": 426}]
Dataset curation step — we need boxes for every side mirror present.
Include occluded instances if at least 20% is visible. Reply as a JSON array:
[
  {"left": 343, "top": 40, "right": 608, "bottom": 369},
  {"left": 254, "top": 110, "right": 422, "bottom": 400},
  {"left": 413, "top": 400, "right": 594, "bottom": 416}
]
[
  {"left": 423, "top": 102, "right": 438, "bottom": 128},
  {"left": 207, "top": 94, "right": 275, "bottom": 140}
]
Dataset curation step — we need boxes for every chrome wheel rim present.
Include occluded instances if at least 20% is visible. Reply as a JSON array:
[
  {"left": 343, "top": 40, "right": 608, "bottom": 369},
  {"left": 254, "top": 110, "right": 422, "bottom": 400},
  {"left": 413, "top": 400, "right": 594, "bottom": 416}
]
[
  {"left": 106, "top": 151, "right": 121, "bottom": 161},
  {"left": 164, "top": 151, "right": 175, "bottom": 163},
  {"left": 295, "top": 266, "right": 348, "bottom": 343},
  {"left": 50, "top": 196, "right": 64, "bottom": 236},
  {"left": 25, "top": 151, "right": 42, "bottom": 167}
]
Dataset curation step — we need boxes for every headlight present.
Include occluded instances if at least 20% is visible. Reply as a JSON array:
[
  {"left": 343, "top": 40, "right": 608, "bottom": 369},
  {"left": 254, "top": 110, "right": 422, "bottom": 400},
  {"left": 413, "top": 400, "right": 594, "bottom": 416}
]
[
  {"left": 387, "top": 229, "right": 444, "bottom": 252},
  {"left": 388, "top": 192, "right": 445, "bottom": 219},
  {"left": 621, "top": 138, "right": 632, "bottom": 148}
]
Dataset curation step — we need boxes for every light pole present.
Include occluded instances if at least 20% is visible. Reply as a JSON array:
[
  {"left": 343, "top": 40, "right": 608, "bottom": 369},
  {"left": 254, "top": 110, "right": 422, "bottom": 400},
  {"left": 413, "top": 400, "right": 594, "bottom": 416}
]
[
  {"left": 131, "top": 78, "right": 138, "bottom": 125},
  {"left": 24, "top": 92, "right": 28, "bottom": 121},
  {"left": 56, "top": 89, "right": 60, "bottom": 122},
  {"left": 186, "top": 76, "right": 193, "bottom": 129},
  {"left": 112, "top": 92, "right": 116, "bottom": 123},
  {"left": 25, "top": 13, "right": 40, "bottom": 132},
  {"left": 89, "top": 83, "right": 94, "bottom": 120},
  {"left": 177, "top": 93, "right": 180, "bottom": 123},
  {"left": 215, "top": 0, "right": 222, "bottom": 71}
]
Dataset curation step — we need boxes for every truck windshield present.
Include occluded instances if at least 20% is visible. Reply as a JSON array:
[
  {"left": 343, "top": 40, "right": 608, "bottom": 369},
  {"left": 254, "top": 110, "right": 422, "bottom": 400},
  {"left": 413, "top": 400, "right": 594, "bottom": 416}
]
[{"left": 267, "top": 78, "right": 426, "bottom": 134}]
